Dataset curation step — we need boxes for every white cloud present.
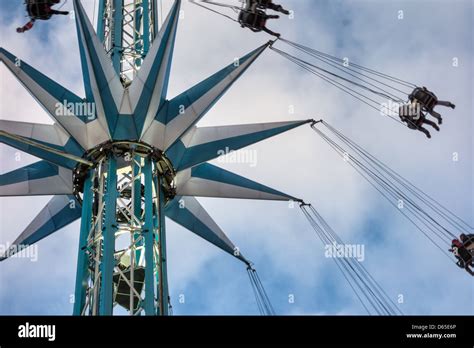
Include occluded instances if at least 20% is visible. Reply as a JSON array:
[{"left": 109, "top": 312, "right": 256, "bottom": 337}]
[{"left": 0, "top": 0, "right": 472, "bottom": 315}]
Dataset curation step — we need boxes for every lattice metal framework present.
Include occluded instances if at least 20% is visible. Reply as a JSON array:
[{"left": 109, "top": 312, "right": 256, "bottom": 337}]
[
  {"left": 98, "top": 0, "right": 158, "bottom": 83},
  {"left": 73, "top": 143, "right": 173, "bottom": 315}
]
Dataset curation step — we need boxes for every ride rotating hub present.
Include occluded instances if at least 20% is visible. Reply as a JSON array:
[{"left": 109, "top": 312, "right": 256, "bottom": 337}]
[{"left": 73, "top": 141, "right": 176, "bottom": 204}]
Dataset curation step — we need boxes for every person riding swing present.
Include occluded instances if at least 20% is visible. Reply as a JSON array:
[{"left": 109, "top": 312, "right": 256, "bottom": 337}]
[
  {"left": 17, "top": 0, "right": 69, "bottom": 33},
  {"left": 238, "top": 9, "right": 281, "bottom": 37},
  {"left": 450, "top": 235, "right": 474, "bottom": 276},
  {"left": 398, "top": 102, "right": 439, "bottom": 138},
  {"left": 408, "top": 86, "right": 455, "bottom": 125},
  {"left": 238, "top": 0, "right": 289, "bottom": 37},
  {"left": 254, "top": 0, "right": 290, "bottom": 15}
]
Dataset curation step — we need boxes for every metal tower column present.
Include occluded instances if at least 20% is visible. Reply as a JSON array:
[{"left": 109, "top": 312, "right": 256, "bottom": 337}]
[
  {"left": 73, "top": 144, "right": 174, "bottom": 315},
  {"left": 72, "top": 0, "right": 170, "bottom": 316},
  {"left": 96, "top": 0, "right": 158, "bottom": 83}
]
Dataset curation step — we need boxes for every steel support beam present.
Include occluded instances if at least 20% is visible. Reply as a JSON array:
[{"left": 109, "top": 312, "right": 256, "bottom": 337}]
[
  {"left": 99, "top": 156, "right": 118, "bottom": 315},
  {"left": 73, "top": 149, "right": 171, "bottom": 315},
  {"left": 111, "top": 0, "right": 124, "bottom": 73},
  {"left": 97, "top": 0, "right": 158, "bottom": 82},
  {"left": 73, "top": 172, "right": 93, "bottom": 315},
  {"left": 156, "top": 174, "right": 169, "bottom": 315},
  {"left": 96, "top": 0, "right": 106, "bottom": 40},
  {"left": 143, "top": 157, "right": 156, "bottom": 315}
]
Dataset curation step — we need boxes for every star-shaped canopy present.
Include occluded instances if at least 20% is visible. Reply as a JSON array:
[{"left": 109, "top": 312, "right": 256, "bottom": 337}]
[{"left": 0, "top": 0, "right": 310, "bottom": 263}]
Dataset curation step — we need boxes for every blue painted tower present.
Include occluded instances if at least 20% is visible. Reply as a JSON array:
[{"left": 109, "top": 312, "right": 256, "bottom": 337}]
[{"left": 0, "top": 0, "right": 309, "bottom": 315}]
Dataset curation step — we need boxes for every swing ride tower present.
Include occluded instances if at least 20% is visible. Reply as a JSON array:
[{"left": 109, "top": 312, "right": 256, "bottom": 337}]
[
  {"left": 1, "top": 0, "right": 311, "bottom": 316},
  {"left": 1, "top": 0, "right": 464, "bottom": 318},
  {"left": 73, "top": 0, "right": 169, "bottom": 316}
]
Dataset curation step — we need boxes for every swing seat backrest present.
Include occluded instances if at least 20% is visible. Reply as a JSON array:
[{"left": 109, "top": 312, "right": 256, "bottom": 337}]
[
  {"left": 26, "top": 0, "right": 54, "bottom": 20},
  {"left": 410, "top": 88, "right": 438, "bottom": 110}
]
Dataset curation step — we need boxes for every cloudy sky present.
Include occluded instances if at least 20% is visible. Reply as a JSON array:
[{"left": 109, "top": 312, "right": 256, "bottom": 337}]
[{"left": 0, "top": 0, "right": 472, "bottom": 315}]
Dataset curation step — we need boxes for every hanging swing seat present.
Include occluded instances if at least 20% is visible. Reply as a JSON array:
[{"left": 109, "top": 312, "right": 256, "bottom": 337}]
[{"left": 25, "top": 0, "right": 61, "bottom": 20}]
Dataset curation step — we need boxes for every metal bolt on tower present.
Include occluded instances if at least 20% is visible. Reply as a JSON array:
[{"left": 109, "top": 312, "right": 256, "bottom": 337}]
[{"left": 73, "top": 0, "right": 169, "bottom": 315}]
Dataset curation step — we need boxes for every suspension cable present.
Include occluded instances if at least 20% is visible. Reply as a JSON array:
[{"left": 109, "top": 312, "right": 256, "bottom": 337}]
[
  {"left": 247, "top": 267, "right": 265, "bottom": 315},
  {"left": 202, "top": 0, "right": 242, "bottom": 13},
  {"left": 315, "top": 128, "right": 454, "bottom": 241},
  {"left": 301, "top": 207, "right": 380, "bottom": 314},
  {"left": 300, "top": 203, "right": 402, "bottom": 315},
  {"left": 310, "top": 121, "right": 470, "bottom": 261},
  {"left": 323, "top": 121, "right": 473, "bottom": 231},
  {"left": 189, "top": 0, "right": 239, "bottom": 23},
  {"left": 271, "top": 46, "right": 398, "bottom": 101},
  {"left": 246, "top": 265, "right": 275, "bottom": 315},
  {"left": 270, "top": 46, "right": 421, "bottom": 130},
  {"left": 316, "top": 121, "right": 463, "bottom": 240},
  {"left": 280, "top": 38, "right": 417, "bottom": 89},
  {"left": 279, "top": 41, "right": 409, "bottom": 101},
  {"left": 308, "top": 205, "right": 400, "bottom": 315},
  {"left": 312, "top": 127, "right": 455, "bottom": 252}
]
